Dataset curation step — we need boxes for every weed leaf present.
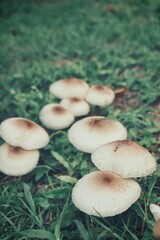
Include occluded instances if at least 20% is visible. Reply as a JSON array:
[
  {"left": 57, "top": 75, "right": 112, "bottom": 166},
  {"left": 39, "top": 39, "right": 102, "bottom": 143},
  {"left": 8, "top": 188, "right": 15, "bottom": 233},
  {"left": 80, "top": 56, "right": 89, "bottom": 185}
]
[
  {"left": 51, "top": 151, "right": 72, "bottom": 172},
  {"left": 57, "top": 175, "right": 77, "bottom": 183},
  {"left": 23, "top": 183, "right": 36, "bottom": 215}
]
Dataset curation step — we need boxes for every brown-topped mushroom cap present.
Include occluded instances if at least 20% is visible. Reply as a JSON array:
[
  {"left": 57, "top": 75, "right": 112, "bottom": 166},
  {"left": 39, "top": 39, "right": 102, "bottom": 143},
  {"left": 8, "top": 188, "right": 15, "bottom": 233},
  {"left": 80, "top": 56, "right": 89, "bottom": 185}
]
[
  {"left": 0, "top": 117, "right": 49, "bottom": 150},
  {"left": 85, "top": 85, "right": 115, "bottom": 106},
  {"left": 60, "top": 98, "right": 90, "bottom": 117},
  {"left": 39, "top": 103, "right": 75, "bottom": 130},
  {"left": 72, "top": 171, "right": 141, "bottom": 217},
  {"left": 49, "top": 78, "right": 89, "bottom": 99},
  {"left": 0, "top": 143, "right": 40, "bottom": 176},
  {"left": 68, "top": 116, "right": 127, "bottom": 153},
  {"left": 92, "top": 140, "right": 156, "bottom": 178}
]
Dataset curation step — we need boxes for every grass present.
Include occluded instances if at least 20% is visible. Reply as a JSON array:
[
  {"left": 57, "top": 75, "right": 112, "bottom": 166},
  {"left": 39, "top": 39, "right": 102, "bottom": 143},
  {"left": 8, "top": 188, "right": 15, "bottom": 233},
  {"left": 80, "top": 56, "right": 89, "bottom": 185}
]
[{"left": 0, "top": 0, "right": 160, "bottom": 239}]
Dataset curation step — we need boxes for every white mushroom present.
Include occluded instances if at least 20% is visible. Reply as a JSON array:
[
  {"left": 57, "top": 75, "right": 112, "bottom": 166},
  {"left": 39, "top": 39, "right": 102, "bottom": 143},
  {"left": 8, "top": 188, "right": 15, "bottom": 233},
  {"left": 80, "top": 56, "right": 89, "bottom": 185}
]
[
  {"left": 72, "top": 171, "right": 141, "bottom": 217},
  {"left": 60, "top": 98, "right": 90, "bottom": 117},
  {"left": 85, "top": 85, "right": 115, "bottom": 107},
  {"left": 0, "top": 143, "right": 40, "bottom": 176},
  {"left": 39, "top": 103, "right": 75, "bottom": 130},
  {"left": 49, "top": 78, "right": 89, "bottom": 99},
  {"left": 0, "top": 117, "right": 49, "bottom": 150},
  {"left": 150, "top": 204, "right": 160, "bottom": 221},
  {"left": 68, "top": 116, "right": 127, "bottom": 153},
  {"left": 92, "top": 140, "right": 156, "bottom": 178},
  {"left": 150, "top": 204, "right": 160, "bottom": 240}
]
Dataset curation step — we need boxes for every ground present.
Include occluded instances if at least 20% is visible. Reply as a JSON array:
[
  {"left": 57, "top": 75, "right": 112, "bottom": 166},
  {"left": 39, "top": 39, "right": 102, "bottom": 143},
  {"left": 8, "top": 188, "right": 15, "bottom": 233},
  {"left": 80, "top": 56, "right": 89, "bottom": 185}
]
[{"left": 0, "top": 0, "right": 160, "bottom": 239}]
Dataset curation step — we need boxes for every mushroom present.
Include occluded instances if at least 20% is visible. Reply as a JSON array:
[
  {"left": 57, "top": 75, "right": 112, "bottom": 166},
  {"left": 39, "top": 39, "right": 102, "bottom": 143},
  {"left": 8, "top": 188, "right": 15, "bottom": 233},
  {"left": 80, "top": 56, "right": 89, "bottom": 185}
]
[
  {"left": 49, "top": 78, "right": 89, "bottom": 99},
  {"left": 150, "top": 204, "right": 160, "bottom": 221},
  {"left": 68, "top": 116, "right": 127, "bottom": 153},
  {"left": 39, "top": 103, "right": 75, "bottom": 130},
  {"left": 0, "top": 143, "right": 40, "bottom": 176},
  {"left": 85, "top": 85, "right": 115, "bottom": 107},
  {"left": 72, "top": 171, "right": 141, "bottom": 217},
  {"left": 153, "top": 220, "right": 160, "bottom": 240},
  {"left": 91, "top": 140, "right": 156, "bottom": 178},
  {"left": 0, "top": 117, "right": 49, "bottom": 150},
  {"left": 60, "top": 98, "right": 90, "bottom": 117},
  {"left": 150, "top": 204, "right": 160, "bottom": 239}
]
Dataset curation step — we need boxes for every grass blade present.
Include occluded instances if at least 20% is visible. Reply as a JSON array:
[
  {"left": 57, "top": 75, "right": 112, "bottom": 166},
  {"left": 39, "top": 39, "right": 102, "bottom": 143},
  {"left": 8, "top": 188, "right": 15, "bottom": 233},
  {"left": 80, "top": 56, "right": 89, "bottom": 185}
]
[
  {"left": 0, "top": 211, "right": 17, "bottom": 232},
  {"left": 54, "top": 195, "right": 70, "bottom": 240},
  {"left": 123, "top": 221, "right": 139, "bottom": 240},
  {"left": 74, "top": 220, "right": 90, "bottom": 240},
  {"left": 23, "top": 183, "right": 36, "bottom": 215},
  {"left": 93, "top": 218, "right": 124, "bottom": 240},
  {"left": 20, "top": 229, "right": 55, "bottom": 240}
]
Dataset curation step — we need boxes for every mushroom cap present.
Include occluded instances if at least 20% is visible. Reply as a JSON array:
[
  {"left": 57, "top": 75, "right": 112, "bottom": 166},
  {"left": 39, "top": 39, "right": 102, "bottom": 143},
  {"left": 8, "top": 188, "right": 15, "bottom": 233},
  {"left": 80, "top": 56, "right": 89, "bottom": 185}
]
[
  {"left": 39, "top": 103, "right": 75, "bottom": 130},
  {"left": 150, "top": 204, "right": 160, "bottom": 221},
  {"left": 0, "top": 117, "right": 49, "bottom": 150},
  {"left": 92, "top": 140, "right": 157, "bottom": 178},
  {"left": 0, "top": 143, "right": 40, "bottom": 176},
  {"left": 49, "top": 78, "right": 89, "bottom": 99},
  {"left": 153, "top": 220, "right": 160, "bottom": 240},
  {"left": 72, "top": 171, "right": 141, "bottom": 217},
  {"left": 85, "top": 85, "right": 115, "bottom": 106},
  {"left": 68, "top": 116, "right": 127, "bottom": 153},
  {"left": 60, "top": 98, "right": 90, "bottom": 117}
]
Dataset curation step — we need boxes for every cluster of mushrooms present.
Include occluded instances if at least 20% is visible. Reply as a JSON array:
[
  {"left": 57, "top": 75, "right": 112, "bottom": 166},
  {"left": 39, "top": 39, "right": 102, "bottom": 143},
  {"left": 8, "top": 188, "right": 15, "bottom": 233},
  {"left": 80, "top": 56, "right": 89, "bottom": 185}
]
[
  {"left": 0, "top": 118, "right": 49, "bottom": 176},
  {"left": 0, "top": 77, "right": 159, "bottom": 239}
]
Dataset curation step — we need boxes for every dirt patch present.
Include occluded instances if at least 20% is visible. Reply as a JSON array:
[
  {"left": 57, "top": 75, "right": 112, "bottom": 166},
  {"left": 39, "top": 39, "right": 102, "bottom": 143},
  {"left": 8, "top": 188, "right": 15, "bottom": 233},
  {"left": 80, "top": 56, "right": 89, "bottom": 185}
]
[{"left": 113, "top": 89, "right": 141, "bottom": 111}]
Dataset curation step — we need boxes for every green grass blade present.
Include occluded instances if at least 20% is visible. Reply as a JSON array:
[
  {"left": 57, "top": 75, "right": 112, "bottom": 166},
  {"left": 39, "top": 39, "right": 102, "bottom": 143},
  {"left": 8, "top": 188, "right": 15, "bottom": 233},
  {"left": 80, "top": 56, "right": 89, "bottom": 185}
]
[
  {"left": 23, "top": 183, "right": 36, "bottom": 215},
  {"left": 0, "top": 211, "right": 17, "bottom": 232},
  {"left": 93, "top": 218, "right": 124, "bottom": 240},
  {"left": 123, "top": 221, "right": 139, "bottom": 240},
  {"left": 20, "top": 229, "right": 55, "bottom": 240},
  {"left": 74, "top": 220, "right": 91, "bottom": 240},
  {"left": 54, "top": 195, "right": 70, "bottom": 240}
]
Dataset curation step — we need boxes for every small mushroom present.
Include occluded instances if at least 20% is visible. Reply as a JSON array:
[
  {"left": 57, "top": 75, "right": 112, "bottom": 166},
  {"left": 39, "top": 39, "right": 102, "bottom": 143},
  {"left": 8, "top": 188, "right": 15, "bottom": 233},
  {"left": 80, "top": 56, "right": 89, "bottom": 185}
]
[
  {"left": 39, "top": 103, "right": 75, "bottom": 130},
  {"left": 92, "top": 140, "right": 156, "bottom": 178},
  {"left": 153, "top": 220, "right": 160, "bottom": 240},
  {"left": 60, "top": 98, "right": 90, "bottom": 117},
  {"left": 150, "top": 204, "right": 160, "bottom": 239},
  {"left": 150, "top": 204, "right": 160, "bottom": 221},
  {"left": 0, "top": 143, "right": 40, "bottom": 176},
  {"left": 85, "top": 85, "right": 115, "bottom": 107},
  {"left": 0, "top": 117, "right": 49, "bottom": 150},
  {"left": 68, "top": 116, "right": 127, "bottom": 153},
  {"left": 72, "top": 171, "right": 141, "bottom": 217},
  {"left": 49, "top": 78, "right": 89, "bottom": 99}
]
